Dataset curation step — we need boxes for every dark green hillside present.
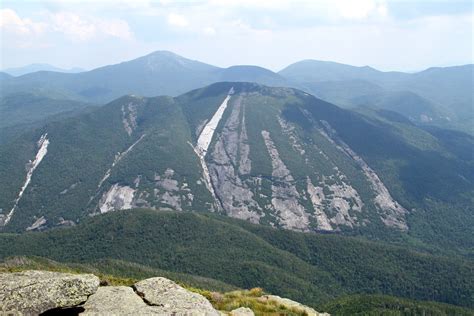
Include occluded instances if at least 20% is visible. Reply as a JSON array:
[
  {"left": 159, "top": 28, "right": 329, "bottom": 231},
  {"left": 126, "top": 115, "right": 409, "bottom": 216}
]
[
  {"left": 0, "top": 209, "right": 472, "bottom": 309},
  {"left": 0, "top": 92, "right": 95, "bottom": 129},
  {"left": 0, "top": 82, "right": 472, "bottom": 256},
  {"left": 0, "top": 104, "right": 98, "bottom": 145},
  {"left": 322, "top": 294, "right": 474, "bottom": 315}
]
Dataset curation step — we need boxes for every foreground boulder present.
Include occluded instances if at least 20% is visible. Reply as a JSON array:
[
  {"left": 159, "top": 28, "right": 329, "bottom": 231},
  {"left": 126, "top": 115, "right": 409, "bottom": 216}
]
[
  {"left": 260, "top": 295, "right": 330, "bottom": 316},
  {"left": 82, "top": 286, "right": 152, "bottom": 315},
  {"left": 0, "top": 270, "right": 99, "bottom": 315},
  {"left": 134, "top": 277, "right": 220, "bottom": 315},
  {"left": 0, "top": 270, "right": 327, "bottom": 315}
]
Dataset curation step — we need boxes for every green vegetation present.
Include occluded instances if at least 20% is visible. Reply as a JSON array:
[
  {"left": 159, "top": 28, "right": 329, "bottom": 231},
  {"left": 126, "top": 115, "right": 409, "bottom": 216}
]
[
  {"left": 0, "top": 82, "right": 472, "bottom": 258},
  {"left": 2, "top": 254, "right": 472, "bottom": 315},
  {"left": 0, "top": 92, "right": 95, "bottom": 129},
  {"left": 0, "top": 209, "right": 472, "bottom": 310},
  {"left": 203, "top": 288, "right": 310, "bottom": 315},
  {"left": 0, "top": 256, "right": 236, "bottom": 291},
  {"left": 322, "top": 294, "right": 474, "bottom": 316}
]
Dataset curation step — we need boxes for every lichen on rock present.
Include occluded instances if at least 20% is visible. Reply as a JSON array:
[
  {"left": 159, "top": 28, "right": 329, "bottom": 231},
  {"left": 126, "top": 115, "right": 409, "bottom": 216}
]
[{"left": 0, "top": 270, "right": 99, "bottom": 315}]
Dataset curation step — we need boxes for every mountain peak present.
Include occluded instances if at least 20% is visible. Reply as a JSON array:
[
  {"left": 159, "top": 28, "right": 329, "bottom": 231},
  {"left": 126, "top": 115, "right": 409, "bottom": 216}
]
[{"left": 144, "top": 50, "right": 185, "bottom": 59}]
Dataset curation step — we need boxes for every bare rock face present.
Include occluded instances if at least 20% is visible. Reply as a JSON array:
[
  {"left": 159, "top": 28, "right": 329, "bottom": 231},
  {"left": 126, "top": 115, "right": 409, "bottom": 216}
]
[
  {"left": 0, "top": 270, "right": 100, "bottom": 315},
  {"left": 82, "top": 286, "right": 153, "bottom": 315},
  {"left": 261, "top": 295, "right": 330, "bottom": 316},
  {"left": 0, "top": 271, "right": 327, "bottom": 316},
  {"left": 134, "top": 277, "right": 220, "bottom": 316}
]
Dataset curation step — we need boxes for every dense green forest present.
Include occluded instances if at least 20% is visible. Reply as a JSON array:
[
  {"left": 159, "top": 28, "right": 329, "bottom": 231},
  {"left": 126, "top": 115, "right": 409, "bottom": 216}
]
[
  {"left": 0, "top": 209, "right": 472, "bottom": 310},
  {"left": 322, "top": 294, "right": 474, "bottom": 315}
]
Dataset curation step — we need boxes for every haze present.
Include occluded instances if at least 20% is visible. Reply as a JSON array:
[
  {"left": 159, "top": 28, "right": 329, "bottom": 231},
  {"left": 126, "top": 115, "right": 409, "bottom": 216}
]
[{"left": 1, "top": 0, "right": 473, "bottom": 72}]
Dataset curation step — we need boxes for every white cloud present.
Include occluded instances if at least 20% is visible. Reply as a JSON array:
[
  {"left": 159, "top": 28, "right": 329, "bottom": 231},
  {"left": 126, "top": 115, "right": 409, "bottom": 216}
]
[
  {"left": 333, "top": 0, "right": 388, "bottom": 20},
  {"left": 207, "top": 0, "right": 388, "bottom": 20},
  {"left": 0, "top": 8, "right": 46, "bottom": 35},
  {"left": 50, "top": 12, "right": 132, "bottom": 41},
  {"left": 208, "top": 0, "right": 290, "bottom": 10},
  {"left": 203, "top": 26, "right": 216, "bottom": 36},
  {"left": 50, "top": 12, "right": 96, "bottom": 40},
  {"left": 167, "top": 13, "right": 189, "bottom": 28}
]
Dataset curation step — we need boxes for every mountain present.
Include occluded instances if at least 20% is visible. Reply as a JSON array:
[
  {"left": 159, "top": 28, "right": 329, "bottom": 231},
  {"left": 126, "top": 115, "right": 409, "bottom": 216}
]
[
  {"left": 0, "top": 82, "right": 472, "bottom": 255},
  {"left": 0, "top": 51, "right": 287, "bottom": 103},
  {"left": 218, "top": 65, "right": 289, "bottom": 86},
  {"left": 279, "top": 61, "right": 474, "bottom": 134},
  {"left": 352, "top": 91, "right": 448, "bottom": 125},
  {"left": 0, "top": 72, "right": 13, "bottom": 80},
  {"left": 0, "top": 92, "right": 95, "bottom": 130},
  {"left": 279, "top": 60, "right": 407, "bottom": 83},
  {"left": 0, "top": 92, "right": 97, "bottom": 144},
  {"left": 3, "top": 63, "right": 85, "bottom": 76},
  {"left": 0, "top": 209, "right": 472, "bottom": 309},
  {"left": 2, "top": 52, "right": 470, "bottom": 134}
]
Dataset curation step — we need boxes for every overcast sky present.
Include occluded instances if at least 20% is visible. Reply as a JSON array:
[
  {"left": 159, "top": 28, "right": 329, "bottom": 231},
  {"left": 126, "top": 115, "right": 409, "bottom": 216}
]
[{"left": 1, "top": 0, "right": 473, "bottom": 72}]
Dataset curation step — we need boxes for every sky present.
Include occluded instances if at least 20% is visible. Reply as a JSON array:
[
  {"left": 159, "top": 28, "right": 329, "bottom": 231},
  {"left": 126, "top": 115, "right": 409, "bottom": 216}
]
[{"left": 1, "top": 0, "right": 473, "bottom": 72}]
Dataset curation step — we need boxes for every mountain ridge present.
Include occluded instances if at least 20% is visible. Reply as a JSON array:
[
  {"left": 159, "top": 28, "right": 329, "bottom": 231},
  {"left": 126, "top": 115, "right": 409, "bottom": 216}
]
[
  {"left": 0, "top": 82, "right": 472, "bottom": 256},
  {"left": 1, "top": 50, "right": 471, "bottom": 134},
  {"left": 2, "top": 63, "right": 85, "bottom": 77}
]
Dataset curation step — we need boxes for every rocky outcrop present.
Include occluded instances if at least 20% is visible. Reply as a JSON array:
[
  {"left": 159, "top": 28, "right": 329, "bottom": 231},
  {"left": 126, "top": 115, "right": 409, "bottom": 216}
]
[
  {"left": 134, "top": 277, "right": 219, "bottom": 315},
  {"left": 261, "top": 130, "right": 310, "bottom": 231},
  {"left": 260, "top": 295, "right": 330, "bottom": 316},
  {"left": 0, "top": 270, "right": 330, "bottom": 315},
  {"left": 0, "top": 270, "right": 99, "bottom": 315},
  {"left": 98, "top": 183, "right": 136, "bottom": 214},
  {"left": 318, "top": 120, "right": 408, "bottom": 230},
  {"left": 0, "top": 271, "right": 220, "bottom": 315},
  {"left": 0, "top": 133, "right": 50, "bottom": 227},
  {"left": 208, "top": 95, "right": 261, "bottom": 223},
  {"left": 82, "top": 286, "right": 150, "bottom": 315}
]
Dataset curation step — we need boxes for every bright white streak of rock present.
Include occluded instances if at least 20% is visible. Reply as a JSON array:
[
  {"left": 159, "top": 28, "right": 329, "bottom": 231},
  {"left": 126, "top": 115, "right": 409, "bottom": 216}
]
[
  {"left": 196, "top": 91, "right": 233, "bottom": 156},
  {"left": 193, "top": 88, "right": 234, "bottom": 202},
  {"left": 2, "top": 134, "right": 49, "bottom": 226}
]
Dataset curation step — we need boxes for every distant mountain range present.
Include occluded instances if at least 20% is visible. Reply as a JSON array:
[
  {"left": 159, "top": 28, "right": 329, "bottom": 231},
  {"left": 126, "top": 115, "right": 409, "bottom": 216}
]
[
  {"left": 281, "top": 60, "right": 473, "bottom": 133},
  {"left": 0, "top": 51, "right": 473, "bottom": 313},
  {"left": 2, "top": 63, "right": 85, "bottom": 77},
  {"left": 1, "top": 51, "right": 472, "bottom": 134}
]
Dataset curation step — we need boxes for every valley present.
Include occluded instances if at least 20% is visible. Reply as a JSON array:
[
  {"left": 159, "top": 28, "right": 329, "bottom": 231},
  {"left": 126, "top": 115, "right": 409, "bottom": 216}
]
[
  {"left": 0, "top": 46, "right": 472, "bottom": 314},
  {"left": 0, "top": 82, "right": 472, "bottom": 257}
]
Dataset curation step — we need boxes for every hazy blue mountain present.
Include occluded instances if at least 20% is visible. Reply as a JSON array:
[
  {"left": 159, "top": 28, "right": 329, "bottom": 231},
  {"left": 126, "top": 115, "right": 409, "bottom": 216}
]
[
  {"left": 218, "top": 65, "right": 290, "bottom": 86},
  {"left": 352, "top": 91, "right": 448, "bottom": 124},
  {"left": 0, "top": 51, "right": 289, "bottom": 103},
  {"left": 299, "top": 79, "right": 386, "bottom": 107},
  {"left": 280, "top": 61, "right": 473, "bottom": 134},
  {"left": 0, "top": 72, "right": 13, "bottom": 80},
  {"left": 2, "top": 53, "right": 470, "bottom": 133},
  {"left": 0, "top": 82, "right": 471, "bottom": 257},
  {"left": 3, "top": 63, "right": 85, "bottom": 76},
  {"left": 279, "top": 59, "right": 408, "bottom": 84}
]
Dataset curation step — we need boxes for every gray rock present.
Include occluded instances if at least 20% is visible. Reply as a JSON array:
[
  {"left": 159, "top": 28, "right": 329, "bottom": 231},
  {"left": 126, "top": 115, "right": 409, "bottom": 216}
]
[
  {"left": 82, "top": 286, "right": 156, "bottom": 315},
  {"left": 261, "top": 295, "right": 330, "bottom": 316},
  {"left": 230, "top": 307, "right": 255, "bottom": 316},
  {"left": 134, "top": 277, "right": 220, "bottom": 315},
  {"left": 0, "top": 270, "right": 99, "bottom": 315}
]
